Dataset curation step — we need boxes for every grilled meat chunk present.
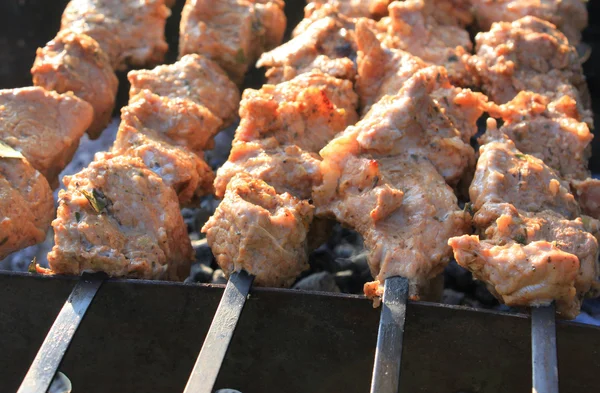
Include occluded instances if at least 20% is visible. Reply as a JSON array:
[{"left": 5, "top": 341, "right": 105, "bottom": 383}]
[
  {"left": 257, "top": 3, "right": 357, "bottom": 84},
  {"left": 314, "top": 153, "right": 471, "bottom": 299},
  {"left": 61, "top": 0, "right": 170, "bottom": 70},
  {"left": 48, "top": 156, "right": 194, "bottom": 280},
  {"left": 373, "top": 0, "right": 475, "bottom": 86},
  {"left": 308, "top": 0, "right": 391, "bottom": 18},
  {"left": 32, "top": 30, "right": 118, "bottom": 139},
  {"left": 128, "top": 54, "right": 240, "bottom": 126},
  {"left": 125, "top": 90, "right": 223, "bottom": 153},
  {"left": 0, "top": 155, "right": 54, "bottom": 260},
  {"left": 179, "top": 0, "right": 286, "bottom": 85},
  {"left": 100, "top": 123, "right": 214, "bottom": 206},
  {"left": 203, "top": 173, "right": 314, "bottom": 287},
  {"left": 337, "top": 67, "right": 478, "bottom": 185},
  {"left": 0, "top": 87, "right": 93, "bottom": 188},
  {"left": 571, "top": 179, "right": 600, "bottom": 220},
  {"left": 472, "top": 125, "right": 580, "bottom": 219},
  {"left": 472, "top": 16, "right": 590, "bottom": 119},
  {"left": 234, "top": 70, "right": 359, "bottom": 153},
  {"left": 488, "top": 92, "right": 593, "bottom": 180},
  {"left": 470, "top": 0, "right": 588, "bottom": 44},
  {"left": 215, "top": 138, "right": 322, "bottom": 200}
]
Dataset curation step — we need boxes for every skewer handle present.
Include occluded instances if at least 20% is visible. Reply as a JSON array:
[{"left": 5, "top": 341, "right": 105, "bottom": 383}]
[
  {"left": 370, "top": 276, "right": 409, "bottom": 393},
  {"left": 531, "top": 303, "right": 559, "bottom": 393},
  {"left": 183, "top": 270, "right": 254, "bottom": 393},
  {"left": 18, "top": 273, "right": 104, "bottom": 393}
]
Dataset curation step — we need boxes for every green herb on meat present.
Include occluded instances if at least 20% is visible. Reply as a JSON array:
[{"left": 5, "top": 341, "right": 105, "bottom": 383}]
[
  {"left": 235, "top": 49, "right": 247, "bottom": 64},
  {"left": 514, "top": 234, "right": 527, "bottom": 245},
  {"left": 0, "top": 236, "right": 8, "bottom": 246},
  {"left": 82, "top": 188, "right": 108, "bottom": 213},
  {"left": 28, "top": 257, "right": 37, "bottom": 273}
]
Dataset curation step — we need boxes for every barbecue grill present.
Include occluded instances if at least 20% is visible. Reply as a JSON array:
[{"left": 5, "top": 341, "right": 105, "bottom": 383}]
[{"left": 1, "top": 1, "right": 600, "bottom": 392}]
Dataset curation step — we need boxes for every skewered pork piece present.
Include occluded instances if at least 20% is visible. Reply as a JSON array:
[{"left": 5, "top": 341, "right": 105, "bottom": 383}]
[
  {"left": 47, "top": 155, "right": 194, "bottom": 280},
  {"left": 257, "top": 3, "right": 358, "bottom": 84},
  {"left": 203, "top": 173, "right": 314, "bottom": 287},
  {"left": 307, "top": 0, "right": 391, "bottom": 18},
  {"left": 470, "top": 0, "right": 588, "bottom": 44},
  {"left": 128, "top": 54, "right": 241, "bottom": 127},
  {"left": 232, "top": 70, "right": 358, "bottom": 153},
  {"left": 0, "top": 153, "right": 54, "bottom": 261},
  {"left": 215, "top": 138, "right": 322, "bottom": 200},
  {"left": 0, "top": 87, "right": 93, "bottom": 188},
  {"left": 99, "top": 123, "right": 215, "bottom": 206},
  {"left": 179, "top": 0, "right": 286, "bottom": 85},
  {"left": 571, "top": 179, "right": 600, "bottom": 220},
  {"left": 31, "top": 29, "right": 118, "bottom": 139},
  {"left": 471, "top": 16, "right": 591, "bottom": 124},
  {"left": 369, "top": 0, "right": 475, "bottom": 87},
  {"left": 449, "top": 126, "right": 599, "bottom": 318},
  {"left": 487, "top": 91, "right": 593, "bottom": 181},
  {"left": 61, "top": 0, "right": 171, "bottom": 70}
]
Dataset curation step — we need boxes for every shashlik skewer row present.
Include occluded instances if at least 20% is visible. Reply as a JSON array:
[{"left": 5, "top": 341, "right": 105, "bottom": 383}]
[{"left": 449, "top": 15, "right": 599, "bottom": 319}]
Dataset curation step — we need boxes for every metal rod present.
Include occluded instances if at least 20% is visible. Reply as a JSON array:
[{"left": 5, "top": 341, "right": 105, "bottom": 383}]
[
  {"left": 18, "top": 273, "right": 105, "bottom": 393},
  {"left": 183, "top": 270, "right": 254, "bottom": 393},
  {"left": 370, "top": 276, "right": 409, "bottom": 393},
  {"left": 531, "top": 303, "right": 559, "bottom": 393}
]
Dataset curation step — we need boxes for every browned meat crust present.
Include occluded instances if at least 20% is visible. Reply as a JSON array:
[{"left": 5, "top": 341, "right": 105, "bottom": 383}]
[
  {"left": 179, "top": 0, "right": 286, "bottom": 85},
  {"left": 257, "top": 3, "right": 357, "bottom": 84},
  {"left": 487, "top": 91, "right": 593, "bottom": 181},
  {"left": 32, "top": 29, "right": 118, "bottom": 139},
  {"left": 203, "top": 173, "right": 314, "bottom": 287},
  {"left": 125, "top": 90, "right": 223, "bottom": 153},
  {"left": 48, "top": 156, "right": 194, "bottom": 281},
  {"left": 470, "top": 0, "right": 588, "bottom": 44},
  {"left": 471, "top": 16, "right": 591, "bottom": 121},
  {"left": 61, "top": 0, "right": 170, "bottom": 70},
  {"left": 100, "top": 123, "right": 215, "bottom": 206},
  {"left": 128, "top": 54, "right": 240, "bottom": 127},
  {"left": 0, "top": 156, "right": 54, "bottom": 260},
  {"left": 215, "top": 138, "right": 322, "bottom": 200},
  {"left": 234, "top": 70, "right": 359, "bottom": 153},
  {"left": 372, "top": 0, "right": 476, "bottom": 87},
  {"left": 0, "top": 87, "right": 93, "bottom": 188}
]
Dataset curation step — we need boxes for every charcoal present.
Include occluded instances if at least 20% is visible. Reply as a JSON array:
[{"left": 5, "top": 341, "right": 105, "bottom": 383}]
[
  {"left": 293, "top": 272, "right": 340, "bottom": 293},
  {"left": 191, "top": 239, "right": 213, "bottom": 265},
  {"left": 442, "top": 288, "right": 465, "bottom": 305},
  {"left": 189, "top": 262, "right": 213, "bottom": 283},
  {"left": 212, "top": 269, "right": 228, "bottom": 285}
]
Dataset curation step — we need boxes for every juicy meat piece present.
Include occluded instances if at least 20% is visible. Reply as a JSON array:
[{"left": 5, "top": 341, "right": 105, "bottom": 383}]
[
  {"left": 472, "top": 124, "right": 580, "bottom": 219},
  {"left": 450, "top": 201, "right": 600, "bottom": 318},
  {"left": 308, "top": 0, "right": 391, "bottom": 18},
  {"left": 258, "top": 3, "right": 357, "bottom": 84},
  {"left": 355, "top": 20, "right": 426, "bottom": 113},
  {"left": 48, "top": 155, "right": 194, "bottom": 280},
  {"left": 449, "top": 235, "right": 583, "bottom": 318},
  {"left": 125, "top": 90, "right": 223, "bottom": 153},
  {"left": 202, "top": 173, "right": 314, "bottom": 287},
  {"left": 470, "top": 0, "right": 588, "bottom": 44},
  {"left": 234, "top": 70, "right": 359, "bottom": 153},
  {"left": 0, "top": 155, "right": 54, "bottom": 260},
  {"left": 61, "top": 0, "right": 170, "bottom": 70},
  {"left": 179, "top": 0, "right": 286, "bottom": 85},
  {"left": 31, "top": 30, "right": 118, "bottom": 139},
  {"left": 472, "top": 16, "right": 590, "bottom": 119},
  {"left": 488, "top": 92, "right": 593, "bottom": 180},
  {"left": 374, "top": 0, "right": 475, "bottom": 86},
  {"left": 215, "top": 138, "right": 322, "bottom": 200},
  {"left": 103, "top": 123, "right": 214, "bottom": 206},
  {"left": 571, "top": 179, "right": 600, "bottom": 219},
  {"left": 333, "top": 67, "right": 477, "bottom": 185},
  {"left": 128, "top": 54, "right": 240, "bottom": 126},
  {"left": 314, "top": 153, "right": 471, "bottom": 297},
  {"left": 0, "top": 87, "right": 93, "bottom": 188}
]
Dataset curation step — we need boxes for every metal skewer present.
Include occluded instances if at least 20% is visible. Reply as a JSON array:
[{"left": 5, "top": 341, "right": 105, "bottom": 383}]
[
  {"left": 531, "top": 303, "right": 559, "bottom": 393},
  {"left": 370, "top": 276, "right": 409, "bottom": 393},
  {"left": 18, "top": 272, "right": 105, "bottom": 393},
  {"left": 183, "top": 270, "right": 254, "bottom": 393}
]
